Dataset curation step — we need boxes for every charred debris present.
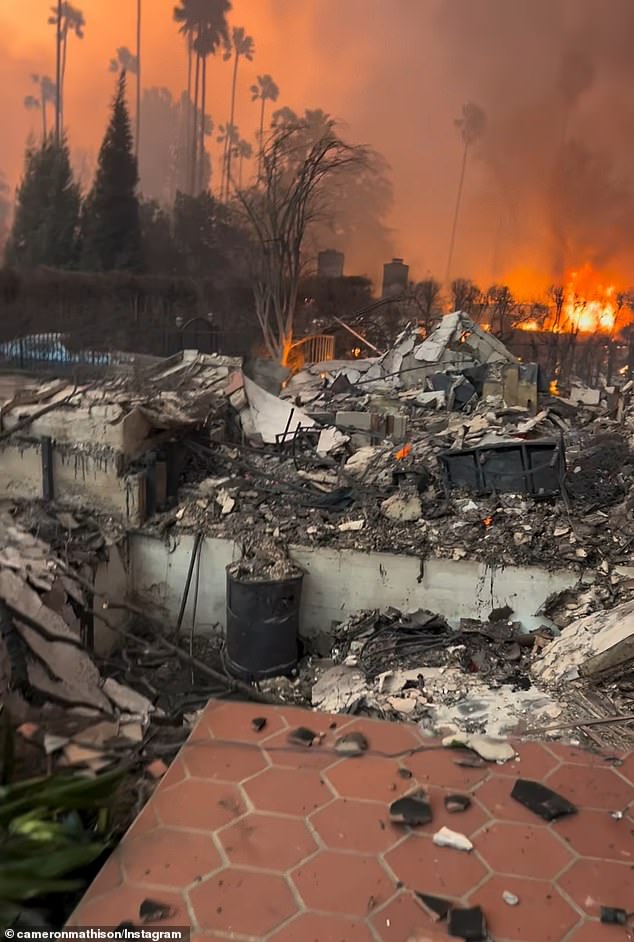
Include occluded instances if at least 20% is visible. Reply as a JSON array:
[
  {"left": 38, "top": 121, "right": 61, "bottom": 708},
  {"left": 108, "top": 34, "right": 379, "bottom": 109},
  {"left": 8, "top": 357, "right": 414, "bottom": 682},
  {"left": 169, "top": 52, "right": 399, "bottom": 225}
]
[{"left": 0, "top": 312, "right": 632, "bottom": 772}]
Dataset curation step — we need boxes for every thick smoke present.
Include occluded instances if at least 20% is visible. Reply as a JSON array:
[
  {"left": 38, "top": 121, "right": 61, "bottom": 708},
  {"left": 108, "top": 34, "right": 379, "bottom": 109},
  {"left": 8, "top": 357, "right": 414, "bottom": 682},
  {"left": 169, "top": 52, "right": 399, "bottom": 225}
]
[{"left": 435, "top": 0, "right": 634, "bottom": 288}]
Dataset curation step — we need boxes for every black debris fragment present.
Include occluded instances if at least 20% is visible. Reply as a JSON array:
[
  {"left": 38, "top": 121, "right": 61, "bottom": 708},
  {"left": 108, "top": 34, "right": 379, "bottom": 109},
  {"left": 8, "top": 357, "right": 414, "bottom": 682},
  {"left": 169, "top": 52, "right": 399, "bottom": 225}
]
[
  {"left": 251, "top": 717, "right": 267, "bottom": 732},
  {"left": 600, "top": 907, "right": 628, "bottom": 926},
  {"left": 454, "top": 753, "right": 487, "bottom": 769},
  {"left": 334, "top": 731, "right": 369, "bottom": 756},
  {"left": 117, "top": 923, "right": 136, "bottom": 930},
  {"left": 139, "top": 899, "right": 175, "bottom": 923},
  {"left": 287, "top": 726, "right": 319, "bottom": 747},
  {"left": 511, "top": 779, "right": 577, "bottom": 821},
  {"left": 448, "top": 905, "right": 487, "bottom": 940},
  {"left": 415, "top": 891, "right": 451, "bottom": 922},
  {"left": 389, "top": 793, "right": 432, "bottom": 826},
  {"left": 398, "top": 767, "right": 413, "bottom": 779},
  {"left": 444, "top": 794, "right": 472, "bottom": 813}
]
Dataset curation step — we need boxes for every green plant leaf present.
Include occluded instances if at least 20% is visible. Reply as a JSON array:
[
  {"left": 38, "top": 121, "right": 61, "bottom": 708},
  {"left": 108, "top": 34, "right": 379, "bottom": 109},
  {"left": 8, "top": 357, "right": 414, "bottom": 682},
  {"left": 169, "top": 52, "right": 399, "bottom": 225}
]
[
  {"left": 0, "top": 841, "right": 107, "bottom": 882},
  {"left": 0, "top": 874, "right": 86, "bottom": 903}
]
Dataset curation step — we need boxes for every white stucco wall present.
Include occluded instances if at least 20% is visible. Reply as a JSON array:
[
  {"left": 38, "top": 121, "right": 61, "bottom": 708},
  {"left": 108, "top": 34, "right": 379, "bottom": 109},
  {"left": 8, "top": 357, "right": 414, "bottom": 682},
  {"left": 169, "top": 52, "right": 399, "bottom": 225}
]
[{"left": 128, "top": 533, "right": 578, "bottom": 639}]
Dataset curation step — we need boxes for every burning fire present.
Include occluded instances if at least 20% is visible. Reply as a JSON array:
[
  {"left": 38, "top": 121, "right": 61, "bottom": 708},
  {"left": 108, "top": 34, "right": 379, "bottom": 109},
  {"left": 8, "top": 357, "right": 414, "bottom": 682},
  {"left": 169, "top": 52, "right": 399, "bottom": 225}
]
[
  {"left": 482, "top": 516, "right": 494, "bottom": 528},
  {"left": 394, "top": 443, "right": 412, "bottom": 461},
  {"left": 563, "top": 269, "right": 617, "bottom": 333}
]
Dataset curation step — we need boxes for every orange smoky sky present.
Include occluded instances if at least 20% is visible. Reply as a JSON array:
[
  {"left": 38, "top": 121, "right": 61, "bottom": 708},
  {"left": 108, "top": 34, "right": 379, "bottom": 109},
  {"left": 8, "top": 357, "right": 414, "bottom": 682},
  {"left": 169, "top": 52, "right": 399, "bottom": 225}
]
[{"left": 2, "top": 1, "right": 634, "bottom": 292}]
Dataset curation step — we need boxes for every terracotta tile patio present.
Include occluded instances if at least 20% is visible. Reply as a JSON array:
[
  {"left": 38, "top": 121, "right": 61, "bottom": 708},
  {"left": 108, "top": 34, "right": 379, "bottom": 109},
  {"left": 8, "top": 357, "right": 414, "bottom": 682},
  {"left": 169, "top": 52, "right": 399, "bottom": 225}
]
[{"left": 69, "top": 700, "right": 634, "bottom": 942}]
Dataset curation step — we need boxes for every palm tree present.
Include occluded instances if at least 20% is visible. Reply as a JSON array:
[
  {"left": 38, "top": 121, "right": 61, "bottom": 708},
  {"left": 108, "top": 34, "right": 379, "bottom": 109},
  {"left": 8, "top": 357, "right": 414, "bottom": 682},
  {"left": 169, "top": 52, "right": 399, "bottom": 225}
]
[
  {"left": 173, "top": 0, "right": 231, "bottom": 195},
  {"left": 445, "top": 101, "right": 486, "bottom": 284},
  {"left": 53, "top": 0, "right": 61, "bottom": 142},
  {"left": 25, "top": 74, "right": 57, "bottom": 139},
  {"left": 48, "top": 3, "right": 85, "bottom": 132},
  {"left": 217, "top": 122, "right": 239, "bottom": 188},
  {"left": 235, "top": 137, "right": 252, "bottom": 188},
  {"left": 222, "top": 26, "right": 254, "bottom": 199},
  {"left": 109, "top": 47, "right": 138, "bottom": 75},
  {"left": 250, "top": 73, "right": 279, "bottom": 180}
]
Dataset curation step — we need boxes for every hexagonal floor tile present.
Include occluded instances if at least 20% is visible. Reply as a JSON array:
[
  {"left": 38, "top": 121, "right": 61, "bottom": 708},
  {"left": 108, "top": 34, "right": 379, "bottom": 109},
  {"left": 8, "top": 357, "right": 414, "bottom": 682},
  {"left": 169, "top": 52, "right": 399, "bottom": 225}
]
[
  {"left": 218, "top": 812, "right": 317, "bottom": 870},
  {"left": 291, "top": 849, "right": 395, "bottom": 916},
  {"left": 120, "top": 827, "right": 221, "bottom": 887},
  {"left": 554, "top": 809, "right": 634, "bottom": 862},
  {"left": 557, "top": 858, "right": 634, "bottom": 916},
  {"left": 566, "top": 920, "right": 631, "bottom": 942},
  {"left": 268, "top": 912, "right": 376, "bottom": 942},
  {"left": 470, "top": 875, "right": 580, "bottom": 941},
  {"left": 263, "top": 717, "right": 354, "bottom": 771},
  {"left": 69, "top": 887, "right": 186, "bottom": 928},
  {"left": 370, "top": 891, "right": 449, "bottom": 942},
  {"left": 244, "top": 766, "right": 334, "bottom": 815},
  {"left": 617, "top": 751, "right": 634, "bottom": 785},
  {"left": 325, "top": 756, "right": 413, "bottom": 802},
  {"left": 494, "top": 742, "right": 561, "bottom": 780},
  {"left": 384, "top": 833, "right": 488, "bottom": 898},
  {"left": 476, "top": 821, "right": 573, "bottom": 879},
  {"left": 183, "top": 737, "right": 268, "bottom": 782},
  {"left": 341, "top": 717, "right": 425, "bottom": 755},
  {"left": 189, "top": 867, "right": 297, "bottom": 936},
  {"left": 545, "top": 764, "right": 632, "bottom": 811},
  {"left": 153, "top": 778, "right": 246, "bottom": 831},
  {"left": 423, "top": 787, "right": 490, "bottom": 836},
  {"left": 405, "top": 748, "right": 490, "bottom": 791},
  {"left": 310, "top": 798, "right": 402, "bottom": 854},
  {"left": 201, "top": 700, "right": 286, "bottom": 742},
  {"left": 476, "top": 775, "right": 550, "bottom": 826}
]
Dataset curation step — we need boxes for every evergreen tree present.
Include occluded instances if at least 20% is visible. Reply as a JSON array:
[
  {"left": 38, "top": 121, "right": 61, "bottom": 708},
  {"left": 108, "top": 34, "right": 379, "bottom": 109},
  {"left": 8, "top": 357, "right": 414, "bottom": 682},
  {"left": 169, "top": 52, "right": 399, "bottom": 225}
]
[
  {"left": 81, "top": 72, "right": 142, "bottom": 271},
  {"left": 5, "top": 136, "right": 80, "bottom": 270}
]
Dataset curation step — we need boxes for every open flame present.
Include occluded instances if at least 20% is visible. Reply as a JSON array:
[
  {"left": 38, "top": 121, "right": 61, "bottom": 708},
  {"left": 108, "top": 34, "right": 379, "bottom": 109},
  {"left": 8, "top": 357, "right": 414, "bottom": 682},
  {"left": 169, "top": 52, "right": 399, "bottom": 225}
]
[
  {"left": 563, "top": 268, "right": 617, "bottom": 333},
  {"left": 394, "top": 443, "right": 412, "bottom": 461},
  {"left": 513, "top": 265, "right": 626, "bottom": 335}
]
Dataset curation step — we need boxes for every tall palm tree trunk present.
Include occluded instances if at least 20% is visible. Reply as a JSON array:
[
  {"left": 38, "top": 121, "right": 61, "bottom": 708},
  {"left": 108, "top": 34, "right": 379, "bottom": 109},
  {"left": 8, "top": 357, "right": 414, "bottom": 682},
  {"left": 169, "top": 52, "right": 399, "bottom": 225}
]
[
  {"left": 257, "top": 96, "right": 265, "bottom": 181},
  {"left": 445, "top": 140, "right": 469, "bottom": 285},
  {"left": 185, "top": 36, "right": 193, "bottom": 192},
  {"left": 199, "top": 54, "right": 207, "bottom": 193},
  {"left": 61, "top": 29, "right": 68, "bottom": 131},
  {"left": 41, "top": 91, "right": 47, "bottom": 140},
  {"left": 55, "top": 0, "right": 62, "bottom": 142},
  {"left": 136, "top": 0, "right": 142, "bottom": 160},
  {"left": 223, "top": 52, "right": 240, "bottom": 199},
  {"left": 190, "top": 50, "right": 200, "bottom": 194}
]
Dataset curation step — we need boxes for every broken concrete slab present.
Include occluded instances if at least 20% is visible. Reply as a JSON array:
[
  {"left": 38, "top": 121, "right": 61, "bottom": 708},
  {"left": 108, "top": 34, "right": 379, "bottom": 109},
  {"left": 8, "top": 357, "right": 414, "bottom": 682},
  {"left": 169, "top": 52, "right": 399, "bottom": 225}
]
[
  {"left": 381, "top": 492, "right": 422, "bottom": 522},
  {"left": 311, "top": 665, "right": 368, "bottom": 713},
  {"left": 102, "top": 677, "right": 155, "bottom": 718},
  {"left": 442, "top": 731, "right": 516, "bottom": 763},
  {"left": 243, "top": 375, "right": 316, "bottom": 444},
  {"left": 447, "top": 905, "right": 487, "bottom": 940},
  {"left": 532, "top": 598, "right": 634, "bottom": 684}
]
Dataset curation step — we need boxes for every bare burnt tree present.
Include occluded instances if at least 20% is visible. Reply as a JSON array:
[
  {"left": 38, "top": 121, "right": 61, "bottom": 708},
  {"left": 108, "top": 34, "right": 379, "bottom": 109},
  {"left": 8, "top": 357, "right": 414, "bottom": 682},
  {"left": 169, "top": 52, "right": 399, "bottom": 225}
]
[
  {"left": 486, "top": 283, "right": 516, "bottom": 340},
  {"left": 451, "top": 278, "right": 481, "bottom": 316},
  {"left": 236, "top": 120, "right": 368, "bottom": 361},
  {"left": 409, "top": 278, "right": 442, "bottom": 335}
]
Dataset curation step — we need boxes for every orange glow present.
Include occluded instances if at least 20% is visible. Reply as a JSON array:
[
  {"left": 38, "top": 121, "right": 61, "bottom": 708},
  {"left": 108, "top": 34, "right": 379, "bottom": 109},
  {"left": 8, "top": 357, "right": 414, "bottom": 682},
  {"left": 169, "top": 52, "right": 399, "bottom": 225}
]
[
  {"left": 561, "top": 268, "right": 617, "bottom": 333},
  {"left": 394, "top": 443, "right": 412, "bottom": 461},
  {"left": 518, "top": 320, "right": 539, "bottom": 332},
  {"left": 482, "top": 516, "right": 494, "bottom": 528},
  {"left": 549, "top": 380, "right": 559, "bottom": 395},
  {"left": 480, "top": 323, "right": 491, "bottom": 332}
]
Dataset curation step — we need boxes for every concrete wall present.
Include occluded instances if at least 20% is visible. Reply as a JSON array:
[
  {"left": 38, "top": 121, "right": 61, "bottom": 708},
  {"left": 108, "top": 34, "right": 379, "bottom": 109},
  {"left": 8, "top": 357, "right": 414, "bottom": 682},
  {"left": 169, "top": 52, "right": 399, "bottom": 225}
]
[
  {"left": 128, "top": 532, "right": 578, "bottom": 639},
  {"left": 94, "top": 540, "right": 130, "bottom": 655},
  {"left": 0, "top": 438, "right": 145, "bottom": 524}
]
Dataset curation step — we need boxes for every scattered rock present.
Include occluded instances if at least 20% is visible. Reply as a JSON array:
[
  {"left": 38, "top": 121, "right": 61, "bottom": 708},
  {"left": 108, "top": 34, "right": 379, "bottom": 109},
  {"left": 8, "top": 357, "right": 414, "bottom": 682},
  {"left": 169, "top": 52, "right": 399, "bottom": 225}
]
[
  {"left": 447, "top": 905, "right": 487, "bottom": 941},
  {"left": 389, "top": 794, "right": 433, "bottom": 826},
  {"left": 511, "top": 779, "right": 577, "bottom": 821},
  {"left": 380, "top": 493, "right": 422, "bottom": 522},
  {"left": 334, "top": 731, "right": 369, "bottom": 756},
  {"left": 600, "top": 907, "right": 628, "bottom": 926},
  {"left": 432, "top": 826, "right": 473, "bottom": 852},
  {"left": 139, "top": 899, "right": 176, "bottom": 923},
  {"left": 444, "top": 794, "right": 471, "bottom": 814},
  {"left": 415, "top": 891, "right": 451, "bottom": 922},
  {"left": 287, "top": 727, "right": 320, "bottom": 748},
  {"left": 251, "top": 716, "right": 267, "bottom": 732},
  {"left": 502, "top": 891, "right": 520, "bottom": 907}
]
